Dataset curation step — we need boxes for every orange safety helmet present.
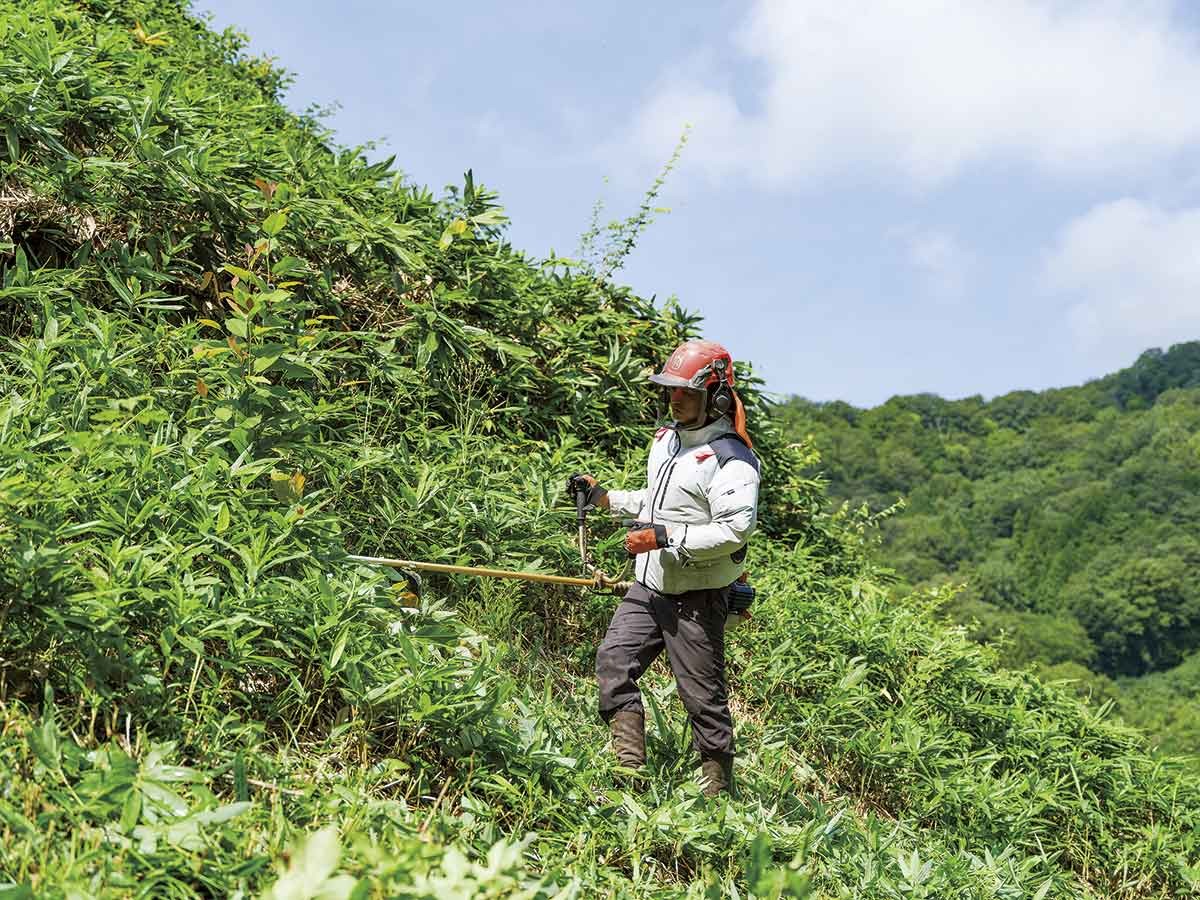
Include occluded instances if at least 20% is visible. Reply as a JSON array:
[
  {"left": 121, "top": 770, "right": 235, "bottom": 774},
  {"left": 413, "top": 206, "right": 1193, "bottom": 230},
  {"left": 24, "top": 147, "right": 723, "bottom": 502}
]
[
  {"left": 649, "top": 340, "right": 753, "bottom": 447},
  {"left": 649, "top": 340, "right": 736, "bottom": 391}
]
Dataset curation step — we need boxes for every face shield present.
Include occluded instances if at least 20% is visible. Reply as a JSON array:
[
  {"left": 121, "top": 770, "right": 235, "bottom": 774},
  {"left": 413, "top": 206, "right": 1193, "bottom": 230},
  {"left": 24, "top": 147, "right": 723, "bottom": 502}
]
[
  {"left": 660, "top": 386, "right": 707, "bottom": 428},
  {"left": 649, "top": 352, "right": 727, "bottom": 429}
]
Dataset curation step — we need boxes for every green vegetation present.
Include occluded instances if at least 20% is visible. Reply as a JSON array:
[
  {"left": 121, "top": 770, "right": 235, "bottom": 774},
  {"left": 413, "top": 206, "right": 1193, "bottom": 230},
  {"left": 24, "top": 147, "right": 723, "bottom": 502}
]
[
  {"left": 778, "top": 344, "right": 1200, "bottom": 764},
  {"left": 1, "top": 1, "right": 1198, "bottom": 896}
]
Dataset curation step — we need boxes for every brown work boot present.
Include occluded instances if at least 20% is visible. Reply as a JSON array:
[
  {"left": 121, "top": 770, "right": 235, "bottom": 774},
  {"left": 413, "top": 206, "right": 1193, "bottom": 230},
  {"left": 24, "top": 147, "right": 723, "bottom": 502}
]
[
  {"left": 699, "top": 751, "right": 733, "bottom": 798},
  {"left": 610, "top": 709, "right": 646, "bottom": 770}
]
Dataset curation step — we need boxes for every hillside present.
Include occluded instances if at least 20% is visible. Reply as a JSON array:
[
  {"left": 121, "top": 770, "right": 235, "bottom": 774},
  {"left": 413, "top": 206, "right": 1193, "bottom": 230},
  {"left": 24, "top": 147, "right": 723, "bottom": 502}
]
[
  {"left": 778, "top": 344, "right": 1200, "bottom": 762},
  {"left": 1, "top": 1, "right": 1199, "bottom": 897}
]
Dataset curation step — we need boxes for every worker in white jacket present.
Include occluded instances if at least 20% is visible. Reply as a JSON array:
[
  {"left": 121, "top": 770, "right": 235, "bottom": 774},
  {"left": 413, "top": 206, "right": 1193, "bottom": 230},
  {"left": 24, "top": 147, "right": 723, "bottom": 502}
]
[{"left": 569, "top": 339, "right": 761, "bottom": 797}]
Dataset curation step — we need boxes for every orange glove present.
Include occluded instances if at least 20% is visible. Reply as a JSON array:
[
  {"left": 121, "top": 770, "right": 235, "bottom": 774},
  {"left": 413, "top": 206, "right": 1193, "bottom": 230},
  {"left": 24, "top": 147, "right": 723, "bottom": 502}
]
[{"left": 624, "top": 522, "right": 668, "bottom": 556}]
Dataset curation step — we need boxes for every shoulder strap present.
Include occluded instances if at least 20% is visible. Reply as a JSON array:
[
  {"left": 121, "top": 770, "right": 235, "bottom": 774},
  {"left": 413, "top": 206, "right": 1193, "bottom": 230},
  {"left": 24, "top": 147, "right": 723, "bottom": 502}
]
[{"left": 709, "top": 433, "right": 760, "bottom": 473}]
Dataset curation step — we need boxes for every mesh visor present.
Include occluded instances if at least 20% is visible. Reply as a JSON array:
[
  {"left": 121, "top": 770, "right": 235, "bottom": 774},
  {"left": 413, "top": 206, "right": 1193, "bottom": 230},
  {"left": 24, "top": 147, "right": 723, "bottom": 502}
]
[{"left": 648, "top": 371, "right": 695, "bottom": 388}]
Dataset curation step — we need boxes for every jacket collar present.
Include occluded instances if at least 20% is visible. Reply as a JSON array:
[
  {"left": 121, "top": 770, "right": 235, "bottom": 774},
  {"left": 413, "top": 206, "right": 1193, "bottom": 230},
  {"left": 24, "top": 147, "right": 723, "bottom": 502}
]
[{"left": 671, "top": 415, "right": 731, "bottom": 449}]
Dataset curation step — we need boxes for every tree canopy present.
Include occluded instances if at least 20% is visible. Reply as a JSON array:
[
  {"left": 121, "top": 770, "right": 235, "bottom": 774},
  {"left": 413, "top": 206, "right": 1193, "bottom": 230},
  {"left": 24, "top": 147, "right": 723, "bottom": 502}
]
[{"left": 779, "top": 343, "right": 1200, "bottom": 761}]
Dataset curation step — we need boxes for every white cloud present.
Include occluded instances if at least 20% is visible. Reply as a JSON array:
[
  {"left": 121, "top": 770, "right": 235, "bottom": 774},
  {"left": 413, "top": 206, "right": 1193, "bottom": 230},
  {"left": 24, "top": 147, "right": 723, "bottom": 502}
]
[
  {"left": 1044, "top": 198, "right": 1200, "bottom": 351},
  {"left": 630, "top": 0, "right": 1200, "bottom": 187},
  {"left": 905, "top": 229, "right": 972, "bottom": 301}
]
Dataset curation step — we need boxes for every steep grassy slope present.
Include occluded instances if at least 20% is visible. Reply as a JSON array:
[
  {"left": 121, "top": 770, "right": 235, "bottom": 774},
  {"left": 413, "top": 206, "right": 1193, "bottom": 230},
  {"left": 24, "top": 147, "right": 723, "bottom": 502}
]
[{"left": 1, "top": 2, "right": 1199, "bottom": 897}]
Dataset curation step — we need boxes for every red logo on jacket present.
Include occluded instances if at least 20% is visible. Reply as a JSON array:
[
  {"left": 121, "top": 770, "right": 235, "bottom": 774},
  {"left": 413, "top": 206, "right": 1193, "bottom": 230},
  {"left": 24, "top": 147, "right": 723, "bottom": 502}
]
[{"left": 695, "top": 451, "right": 715, "bottom": 463}]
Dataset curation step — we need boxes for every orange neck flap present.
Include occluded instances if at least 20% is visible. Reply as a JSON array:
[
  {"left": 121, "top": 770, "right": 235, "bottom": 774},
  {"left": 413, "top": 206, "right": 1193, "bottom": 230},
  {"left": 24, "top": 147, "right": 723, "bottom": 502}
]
[{"left": 732, "top": 391, "right": 753, "bottom": 449}]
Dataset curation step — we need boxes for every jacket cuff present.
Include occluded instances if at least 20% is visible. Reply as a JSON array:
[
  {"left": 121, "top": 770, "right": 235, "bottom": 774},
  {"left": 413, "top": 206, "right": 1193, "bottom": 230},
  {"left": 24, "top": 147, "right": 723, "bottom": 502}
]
[{"left": 663, "top": 525, "right": 689, "bottom": 558}]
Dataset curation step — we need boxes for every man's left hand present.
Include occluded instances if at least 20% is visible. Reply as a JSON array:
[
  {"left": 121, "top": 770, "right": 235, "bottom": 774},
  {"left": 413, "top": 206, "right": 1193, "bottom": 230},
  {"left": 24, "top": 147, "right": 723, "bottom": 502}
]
[{"left": 625, "top": 522, "right": 668, "bottom": 555}]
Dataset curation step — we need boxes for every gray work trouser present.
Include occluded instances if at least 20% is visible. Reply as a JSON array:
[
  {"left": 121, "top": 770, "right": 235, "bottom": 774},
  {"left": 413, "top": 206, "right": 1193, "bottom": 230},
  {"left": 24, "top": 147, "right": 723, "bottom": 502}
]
[{"left": 595, "top": 580, "right": 733, "bottom": 756}]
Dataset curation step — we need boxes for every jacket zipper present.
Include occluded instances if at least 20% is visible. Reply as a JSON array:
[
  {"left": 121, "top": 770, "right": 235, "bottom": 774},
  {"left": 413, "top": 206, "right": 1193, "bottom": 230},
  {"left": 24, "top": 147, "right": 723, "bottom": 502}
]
[
  {"left": 642, "top": 436, "right": 681, "bottom": 584},
  {"left": 649, "top": 437, "right": 681, "bottom": 522},
  {"left": 656, "top": 461, "right": 680, "bottom": 510},
  {"left": 653, "top": 453, "right": 673, "bottom": 483}
]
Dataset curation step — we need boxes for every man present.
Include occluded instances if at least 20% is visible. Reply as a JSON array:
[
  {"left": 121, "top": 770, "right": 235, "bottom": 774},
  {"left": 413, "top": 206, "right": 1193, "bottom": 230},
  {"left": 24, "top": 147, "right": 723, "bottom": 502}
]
[{"left": 569, "top": 340, "right": 761, "bottom": 797}]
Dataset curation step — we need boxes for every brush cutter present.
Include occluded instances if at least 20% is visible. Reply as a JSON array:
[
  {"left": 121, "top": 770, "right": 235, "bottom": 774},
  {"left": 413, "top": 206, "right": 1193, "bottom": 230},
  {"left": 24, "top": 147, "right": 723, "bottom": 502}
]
[
  {"left": 347, "top": 486, "right": 758, "bottom": 621},
  {"left": 346, "top": 487, "right": 631, "bottom": 597}
]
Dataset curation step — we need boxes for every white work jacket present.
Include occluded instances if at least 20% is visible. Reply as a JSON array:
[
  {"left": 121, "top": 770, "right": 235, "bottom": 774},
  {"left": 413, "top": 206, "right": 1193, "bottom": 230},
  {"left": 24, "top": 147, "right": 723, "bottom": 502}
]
[{"left": 607, "top": 416, "right": 761, "bottom": 594}]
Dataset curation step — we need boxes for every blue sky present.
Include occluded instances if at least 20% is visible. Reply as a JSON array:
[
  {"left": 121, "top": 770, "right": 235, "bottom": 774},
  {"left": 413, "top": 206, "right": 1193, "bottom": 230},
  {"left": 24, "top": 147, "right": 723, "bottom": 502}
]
[{"left": 195, "top": 0, "right": 1200, "bottom": 406}]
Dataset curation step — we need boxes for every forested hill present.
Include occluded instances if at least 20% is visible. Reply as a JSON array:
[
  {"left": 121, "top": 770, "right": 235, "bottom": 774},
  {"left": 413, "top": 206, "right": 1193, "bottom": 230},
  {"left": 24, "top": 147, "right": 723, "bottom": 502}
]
[
  {"left": 2, "top": 0, "right": 1199, "bottom": 896},
  {"left": 778, "top": 343, "right": 1200, "bottom": 756}
]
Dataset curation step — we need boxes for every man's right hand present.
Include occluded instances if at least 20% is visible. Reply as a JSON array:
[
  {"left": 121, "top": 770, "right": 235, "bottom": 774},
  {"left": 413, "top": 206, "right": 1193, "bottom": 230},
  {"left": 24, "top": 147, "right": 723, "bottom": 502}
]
[{"left": 567, "top": 473, "right": 608, "bottom": 510}]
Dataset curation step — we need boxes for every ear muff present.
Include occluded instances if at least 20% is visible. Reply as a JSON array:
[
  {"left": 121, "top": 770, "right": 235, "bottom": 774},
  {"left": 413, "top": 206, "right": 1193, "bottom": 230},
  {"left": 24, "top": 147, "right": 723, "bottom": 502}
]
[
  {"left": 708, "top": 358, "right": 734, "bottom": 418},
  {"left": 710, "top": 384, "right": 733, "bottom": 416}
]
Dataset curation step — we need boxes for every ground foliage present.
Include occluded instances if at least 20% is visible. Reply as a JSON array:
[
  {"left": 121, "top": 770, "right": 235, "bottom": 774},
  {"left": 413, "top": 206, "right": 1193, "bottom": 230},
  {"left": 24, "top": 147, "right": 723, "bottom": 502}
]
[
  {"left": 1, "top": 1, "right": 1198, "bottom": 897},
  {"left": 778, "top": 344, "right": 1200, "bottom": 766}
]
